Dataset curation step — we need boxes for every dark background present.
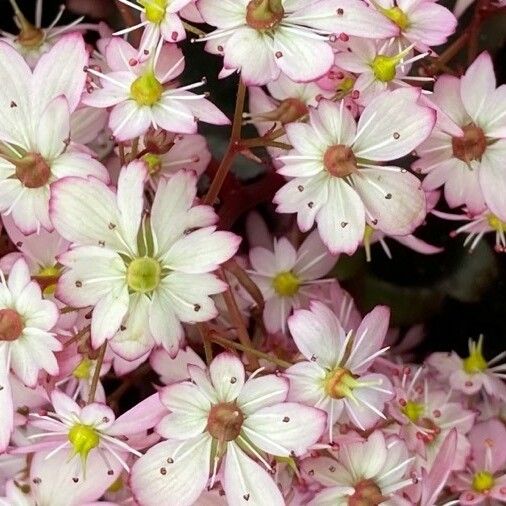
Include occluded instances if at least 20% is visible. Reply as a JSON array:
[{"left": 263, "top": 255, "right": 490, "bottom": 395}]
[{"left": 1, "top": 0, "right": 505, "bottom": 361}]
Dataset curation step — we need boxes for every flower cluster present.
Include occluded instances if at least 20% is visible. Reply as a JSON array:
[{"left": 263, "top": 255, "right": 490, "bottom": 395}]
[{"left": 0, "top": 0, "right": 505, "bottom": 504}]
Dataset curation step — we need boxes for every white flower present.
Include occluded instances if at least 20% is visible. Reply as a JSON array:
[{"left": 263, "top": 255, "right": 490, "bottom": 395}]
[
  {"left": 286, "top": 302, "right": 393, "bottom": 439},
  {"left": 0, "top": 258, "right": 60, "bottom": 452},
  {"left": 274, "top": 89, "right": 435, "bottom": 254},
  {"left": 248, "top": 230, "right": 337, "bottom": 333},
  {"left": 50, "top": 162, "right": 241, "bottom": 358},
  {"left": 131, "top": 352, "right": 327, "bottom": 506}
]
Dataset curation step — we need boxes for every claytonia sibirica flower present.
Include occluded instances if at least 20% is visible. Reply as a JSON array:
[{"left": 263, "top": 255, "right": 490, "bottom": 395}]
[
  {"left": 197, "top": 0, "right": 397, "bottom": 85},
  {"left": 0, "top": 34, "right": 109, "bottom": 234},
  {"left": 0, "top": 258, "right": 60, "bottom": 452},
  {"left": 368, "top": 0, "right": 457, "bottom": 51},
  {"left": 50, "top": 162, "right": 240, "bottom": 358},
  {"left": 131, "top": 352, "right": 326, "bottom": 506},
  {"left": 83, "top": 38, "right": 229, "bottom": 141},
  {"left": 274, "top": 90, "right": 435, "bottom": 254},
  {"left": 427, "top": 335, "right": 506, "bottom": 399},
  {"left": 454, "top": 419, "right": 506, "bottom": 505},
  {"left": 18, "top": 390, "right": 165, "bottom": 478},
  {"left": 388, "top": 366, "right": 475, "bottom": 470},
  {"left": 302, "top": 431, "right": 415, "bottom": 505},
  {"left": 433, "top": 207, "right": 506, "bottom": 253},
  {"left": 2, "top": 0, "right": 88, "bottom": 68},
  {"left": 248, "top": 230, "right": 337, "bottom": 333},
  {"left": 286, "top": 302, "right": 393, "bottom": 438},
  {"left": 334, "top": 37, "right": 433, "bottom": 106},
  {"left": 116, "top": 0, "right": 194, "bottom": 51},
  {"left": 416, "top": 52, "right": 506, "bottom": 216}
]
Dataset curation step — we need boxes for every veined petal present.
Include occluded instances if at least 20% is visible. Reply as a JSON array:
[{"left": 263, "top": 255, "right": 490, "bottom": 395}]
[
  {"left": 209, "top": 352, "right": 245, "bottom": 402},
  {"left": 110, "top": 101, "right": 152, "bottom": 141},
  {"left": 479, "top": 140, "right": 506, "bottom": 219},
  {"left": 36, "top": 96, "right": 70, "bottom": 160},
  {"left": 0, "top": 345, "right": 13, "bottom": 452},
  {"left": 237, "top": 375, "right": 289, "bottom": 415}
]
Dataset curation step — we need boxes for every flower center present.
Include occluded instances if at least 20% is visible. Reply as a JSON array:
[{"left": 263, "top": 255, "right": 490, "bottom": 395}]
[
  {"left": 472, "top": 471, "right": 494, "bottom": 493},
  {"left": 68, "top": 424, "right": 100, "bottom": 463},
  {"left": 323, "top": 144, "right": 357, "bottom": 178},
  {"left": 261, "top": 98, "right": 308, "bottom": 124},
  {"left": 142, "top": 153, "right": 162, "bottom": 174},
  {"left": 383, "top": 6, "right": 409, "bottom": 29},
  {"left": 416, "top": 417, "right": 440, "bottom": 443},
  {"left": 246, "top": 0, "right": 284, "bottom": 30},
  {"left": 127, "top": 257, "right": 161, "bottom": 293},
  {"left": 463, "top": 339, "right": 488, "bottom": 374},
  {"left": 451, "top": 124, "right": 487, "bottom": 163},
  {"left": 349, "top": 479, "right": 385, "bottom": 506},
  {"left": 486, "top": 213, "right": 506, "bottom": 233},
  {"left": 73, "top": 358, "right": 93, "bottom": 380},
  {"left": 140, "top": 0, "right": 167, "bottom": 24},
  {"left": 324, "top": 367, "right": 359, "bottom": 399},
  {"left": 12, "top": 6, "right": 45, "bottom": 48},
  {"left": 272, "top": 271, "right": 300, "bottom": 297},
  {"left": 34, "top": 265, "right": 61, "bottom": 295},
  {"left": 371, "top": 54, "right": 399, "bottom": 82},
  {"left": 402, "top": 400, "right": 424, "bottom": 422},
  {"left": 130, "top": 71, "right": 163, "bottom": 107},
  {"left": 15, "top": 153, "right": 51, "bottom": 188},
  {"left": 0, "top": 308, "right": 24, "bottom": 342},
  {"left": 207, "top": 402, "right": 244, "bottom": 442}
]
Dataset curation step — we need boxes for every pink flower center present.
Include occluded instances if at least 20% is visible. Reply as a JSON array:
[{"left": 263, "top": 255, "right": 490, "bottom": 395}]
[
  {"left": 246, "top": 0, "right": 284, "bottom": 30},
  {"left": 451, "top": 124, "right": 487, "bottom": 163},
  {"left": 323, "top": 145, "right": 357, "bottom": 178},
  {"left": 349, "top": 479, "right": 385, "bottom": 506},
  {"left": 207, "top": 402, "right": 244, "bottom": 442},
  {"left": 15, "top": 153, "right": 51, "bottom": 188},
  {"left": 0, "top": 308, "right": 24, "bottom": 342}
]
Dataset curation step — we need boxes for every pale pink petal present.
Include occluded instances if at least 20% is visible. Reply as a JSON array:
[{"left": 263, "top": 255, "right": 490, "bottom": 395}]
[
  {"left": 312, "top": 99, "right": 357, "bottom": 146},
  {"left": 159, "top": 382, "right": 211, "bottom": 414},
  {"left": 406, "top": 3, "right": 456, "bottom": 47},
  {"left": 0, "top": 346, "right": 13, "bottom": 452},
  {"left": 479, "top": 140, "right": 506, "bottom": 219},
  {"left": 110, "top": 101, "right": 152, "bottom": 141},
  {"left": 156, "top": 411, "right": 207, "bottom": 440},
  {"left": 131, "top": 436, "right": 212, "bottom": 506},
  {"left": 50, "top": 151, "right": 110, "bottom": 182},
  {"left": 294, "top": 230, "right": 337, "bottom": 280},
  {"left": 197, "top": 0, "right": 245, "bottom": 27},
  {"left": 237, "top": 375, "right": 289, "bottom": 415},
  {"left": 150, "top": 347, "right": 206, "bottom": 385},
  {"left": 223, "top": 442, "right": 284, "bottom": 506},
  {"left": 209, "top": 353, "right": 245, "bottom": 402},
  {"left": 151, "top": 98, "right": 197, "bottom": 134},
  {"left": 36, "top": 97, "right": 70, "bottom": 160}
]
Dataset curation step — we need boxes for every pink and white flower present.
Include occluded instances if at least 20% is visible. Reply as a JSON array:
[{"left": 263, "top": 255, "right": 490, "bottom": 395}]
[
  {"left": 427, "top": 335, "right": 506, "bottom": 399},
  {"left": 0, "top": 258, "right": 60, "bottom": 452},
  {"left": 302, "top": 431, "right": 415, "bottom": 505},
  {"left": 197, "top": 0, "right": 397, "bottom": 85},
  {"left": 0, "top": 34, "right": 109, "bottom": 234},
  {"left": 286, "top": 302, "right": 393, "bottom": 437},
  {"left": 248, "top": 231, "right": 337, "bottom": 333},
  {"left": 274, "top": 90, "right": 435, "bottom": 254},
  {"left": 416, "top": 52, "right": 506, "bottom": 217},
  {"left": 50, "top": 162, "right": 240, "bottom": 358},
  {"left": 131, "top": 352, "right": 326, "bottom": 506},
  {"left": 83, "top": 38, "right": 229, "bottom": 141}
]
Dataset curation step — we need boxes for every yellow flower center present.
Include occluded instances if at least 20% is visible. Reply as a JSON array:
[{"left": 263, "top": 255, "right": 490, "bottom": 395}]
[
  {"left": 127, "top": 257, "right": 161, "bottom": 293},
  {"left": 324, "top": 367, "right": 359, "bottom": 399},
  {"left": 272, "top": 271, "right": 300, "bottom": 297},
  {"left": 108, "top": 477, "right": 124, "bottom": 493},
  {"left": 140, "top": 0, "right": 167, "bottom": 24},
  {"left": 130, "top": 71, "right": 163, "bottom": 106},
  {"left": 143, "top": 152, "right": 162, "bottom": 174},
  {"left": 463, "top": 337, "right": 488, "bottom": 374},
  {"left": 36, "top": 265, "right": 60, "bottom": 295},
  {"left": 371, "top": 54, "right": 399, "bottom": 82},
  {"left": 339, "top": 77, "right": 355, "bottom": 94},
  {"left": 472, "top": 471, "right": 494, "bottom": 492},
  {"left": 402, "top": 401, "right": 424, "bottom": 422},
  {"left": 68, "top": 424, "right": 100, "bottom": 463},
  {"left": 73, "top": 358, "right": 93, "bottom": 380},
  {"left": 383, "top": 6, "right": 409, "bottom": 29},
  {"left": 487, "top": 214, "right": 506, "bottom": 233}
]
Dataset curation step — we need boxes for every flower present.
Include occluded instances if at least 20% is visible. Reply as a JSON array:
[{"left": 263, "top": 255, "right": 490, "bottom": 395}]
[
  {"left": 427, "top": 335, "right": 506, "bottom": 399},
  {"left": 50, "top": 162, "right": 241, "bottom": 358},
  {"left": 302, "top": 431, "right": 415, "bottom": 505},
  {"left": 0, "top": 34, "right": 109, "bottom": 234},
  {"left": 286, "top": 302, "right": 393, "bottom": 438},
  {"left": 130, "top": 352, "right": 326, "bottom": 506},
  {"left": 17, "top": 390, "right": 164, "bottom": 477},
  {"left": 116, "top": 0, "right": 195, "bottom": 51},
  {"left": 0, "top": 258, "right": 60, "bottom": 452},
  {"left": 82, "top": 38, "right": 229, "bottom": 141},
  {"left": 416, "top": 52, "right": 506, "bottom": 217},
  {"left": 368, "top": 0, "right": 457, "bottom": 51},
  {"left": 274, "top": 90, "right": 435, "bottom": 254},
  {"left": 248, "top": 230, "right": 337, "bottom": 333},
  {"left": 454, "top": 419, "right": 506, "bottom": 504},
  {"left": 197, "top": 0, "right": 397, "bottom": 85}
]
